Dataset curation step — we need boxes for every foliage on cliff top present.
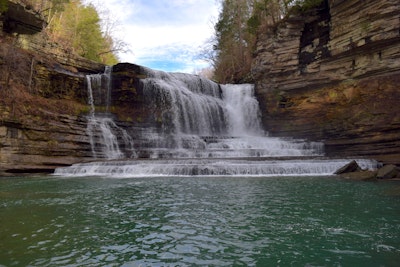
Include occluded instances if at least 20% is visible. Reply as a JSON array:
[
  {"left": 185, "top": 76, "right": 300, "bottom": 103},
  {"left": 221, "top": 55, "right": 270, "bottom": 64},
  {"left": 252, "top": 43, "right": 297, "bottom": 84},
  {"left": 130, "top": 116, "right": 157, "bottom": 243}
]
[
  {"left": 210, "top": 0, "right": 323, "bottom": 83},
  {"left": 13, "top": 0, "right": 128, "bottom": 65},
  {"left": 0, "top": 0, "right": 8, "bottom": 13}
]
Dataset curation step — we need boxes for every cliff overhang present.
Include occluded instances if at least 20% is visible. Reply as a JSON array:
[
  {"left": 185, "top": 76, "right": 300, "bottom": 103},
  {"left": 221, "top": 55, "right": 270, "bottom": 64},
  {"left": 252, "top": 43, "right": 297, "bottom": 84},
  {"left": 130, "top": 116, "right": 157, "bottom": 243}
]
[{"left": 1, "top": 0, "right": 47, "bottom": 34}]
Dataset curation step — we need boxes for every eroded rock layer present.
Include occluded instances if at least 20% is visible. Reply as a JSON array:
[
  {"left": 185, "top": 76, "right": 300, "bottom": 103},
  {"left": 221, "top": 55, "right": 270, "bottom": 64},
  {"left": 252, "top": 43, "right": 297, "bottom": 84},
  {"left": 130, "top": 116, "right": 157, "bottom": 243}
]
[{"left": 252, "top": 0, "right": 400, "bottom": 164}]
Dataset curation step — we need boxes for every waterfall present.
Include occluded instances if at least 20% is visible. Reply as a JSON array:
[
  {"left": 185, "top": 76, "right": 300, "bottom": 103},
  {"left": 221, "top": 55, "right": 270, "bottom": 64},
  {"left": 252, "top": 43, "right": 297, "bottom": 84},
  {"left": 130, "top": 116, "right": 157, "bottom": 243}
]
[
  {"left": 136, "top": 68, "right": 323, "bottom": 158},
  {"left": 54, "top": 65, "right": 379, "bottom": 177},
  {"left": 142, "top": 71, "right": 227, "bottom": 137},
  {"left": 86, "top": 66, "right": 135, "bottom": 160},
  {"left": 222, "top": 84, "right": 264, "bottom": 136}
]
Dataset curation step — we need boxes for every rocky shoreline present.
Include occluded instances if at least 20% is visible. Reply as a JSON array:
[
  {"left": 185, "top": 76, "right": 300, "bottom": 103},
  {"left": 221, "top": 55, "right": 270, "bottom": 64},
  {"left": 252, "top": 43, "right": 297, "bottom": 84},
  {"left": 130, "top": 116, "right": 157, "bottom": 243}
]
[{"left": 335, "top": 160, "right": 400, "bottom": 181}]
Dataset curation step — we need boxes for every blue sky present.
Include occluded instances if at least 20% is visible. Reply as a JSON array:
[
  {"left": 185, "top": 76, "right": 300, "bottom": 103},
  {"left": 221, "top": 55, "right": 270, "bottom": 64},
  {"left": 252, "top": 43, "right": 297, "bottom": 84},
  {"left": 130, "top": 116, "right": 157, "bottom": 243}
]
[{"left": 84, "top": 0, "right": 220, "bottom": 73}]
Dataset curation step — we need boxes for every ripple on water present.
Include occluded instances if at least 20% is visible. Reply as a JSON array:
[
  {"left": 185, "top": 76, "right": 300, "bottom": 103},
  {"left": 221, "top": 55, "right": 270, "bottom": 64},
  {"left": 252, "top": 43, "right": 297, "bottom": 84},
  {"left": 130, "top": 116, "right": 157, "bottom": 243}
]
[{"left": 1, "top": 176, "right": 400, "bottom": 266}]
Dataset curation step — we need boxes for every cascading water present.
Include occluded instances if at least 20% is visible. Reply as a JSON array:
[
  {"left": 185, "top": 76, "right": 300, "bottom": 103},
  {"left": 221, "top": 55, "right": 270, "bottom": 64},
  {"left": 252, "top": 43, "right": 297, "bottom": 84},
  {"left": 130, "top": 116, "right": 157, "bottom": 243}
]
[
  {"left": 136, "top": 68, "right": 323, "bottom": 158},
  {"left": 55, "top": 66, "right": 379, "bottom": 177},
  {"left": 86, "top": 66, "right": 135, "bottom": 160},
  {"left": 223, "top": 84, "right": 264, "bottom": 136}
]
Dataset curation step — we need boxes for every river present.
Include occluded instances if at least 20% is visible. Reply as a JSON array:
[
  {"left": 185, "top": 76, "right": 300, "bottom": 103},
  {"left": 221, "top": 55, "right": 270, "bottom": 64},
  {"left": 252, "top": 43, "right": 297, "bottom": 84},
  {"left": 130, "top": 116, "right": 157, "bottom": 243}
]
[{"left": 1, "top": 175, "right": 399, "bottom": 266}]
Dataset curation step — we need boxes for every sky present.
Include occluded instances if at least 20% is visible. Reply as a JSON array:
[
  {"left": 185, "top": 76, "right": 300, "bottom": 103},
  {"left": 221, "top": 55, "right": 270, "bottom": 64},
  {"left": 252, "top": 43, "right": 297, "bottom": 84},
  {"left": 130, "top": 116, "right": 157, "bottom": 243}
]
[{"left": 84, "top": 0, "right": 220, "bottom": 73}]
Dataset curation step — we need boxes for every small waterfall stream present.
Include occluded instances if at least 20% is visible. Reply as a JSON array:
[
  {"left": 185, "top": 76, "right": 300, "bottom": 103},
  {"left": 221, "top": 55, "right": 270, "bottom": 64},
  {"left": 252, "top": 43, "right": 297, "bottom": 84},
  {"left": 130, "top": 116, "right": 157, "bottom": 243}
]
[
  {"left": 55, "top": 66, "right": 379, "bottom": 177},
  {"left": 86, "top": 66, "right": 135, "bottom": 159}
]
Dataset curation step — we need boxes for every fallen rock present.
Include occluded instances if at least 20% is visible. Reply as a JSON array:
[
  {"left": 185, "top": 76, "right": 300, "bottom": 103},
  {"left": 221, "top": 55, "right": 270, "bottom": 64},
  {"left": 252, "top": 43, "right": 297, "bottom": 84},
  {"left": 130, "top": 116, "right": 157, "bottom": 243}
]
[
  {"left": 377, "top": 164, "right": 400, "bottom": 179},
  {"left": 334, "top": 160, "right": 362, "bottom": 174}
]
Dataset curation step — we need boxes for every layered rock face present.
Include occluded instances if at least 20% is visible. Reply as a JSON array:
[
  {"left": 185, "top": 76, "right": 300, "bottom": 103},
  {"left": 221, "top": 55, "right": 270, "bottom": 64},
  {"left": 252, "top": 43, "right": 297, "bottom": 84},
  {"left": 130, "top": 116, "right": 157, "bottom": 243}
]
[
  {"left": 0, "top": 1, "right": 111, "bottom": 174},
  {"left": 0, "top": 41, "right": 101, "bottom": 174},
  {"left": 1, "top": 0, "right": 46, "bottom": 34},
  {"left": 0, "top": 43, "right": 160, "bottom": 174},
  {"left": 252, "top": 0, "right": 400, "bottom": 164}
]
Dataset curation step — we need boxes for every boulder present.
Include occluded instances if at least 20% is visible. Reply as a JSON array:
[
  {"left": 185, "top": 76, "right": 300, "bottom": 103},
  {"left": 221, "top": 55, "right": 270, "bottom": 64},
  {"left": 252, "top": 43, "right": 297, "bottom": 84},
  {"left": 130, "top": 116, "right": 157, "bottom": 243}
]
[
  {"left": 377, "top": 164, "right": 400, "bottom": 179},
  {"left": 334, "top": 160, "right": 362, "bottom": 174}
]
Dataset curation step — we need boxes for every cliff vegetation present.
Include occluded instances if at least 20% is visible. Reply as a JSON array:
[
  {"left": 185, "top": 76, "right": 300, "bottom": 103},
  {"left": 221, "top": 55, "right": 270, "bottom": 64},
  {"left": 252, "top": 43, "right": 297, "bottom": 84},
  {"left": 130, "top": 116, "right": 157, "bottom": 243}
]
[
  {"left": 210, "top": 0, "right": 322, "bottom": 83},
  {"left": 1, "top": 0, "right": 127, "bottom": 65}
]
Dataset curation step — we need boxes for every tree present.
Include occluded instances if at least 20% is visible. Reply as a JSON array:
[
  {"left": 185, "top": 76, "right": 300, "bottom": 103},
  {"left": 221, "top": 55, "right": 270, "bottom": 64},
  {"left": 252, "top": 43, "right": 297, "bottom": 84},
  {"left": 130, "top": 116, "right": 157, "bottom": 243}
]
[
  {"left": 16, "top": 0, "right": 120, "bottom": 64},
  {"left": 87, "top": 2, "right": 129, "bottom": 64},
  {"left": 48, "top": 0, "right": 118, "bottom": 64},
  {"left": 21, "top": 0, "right": 70, "bottom": 23},
  {"left": 213, "top": 0, "right": 256, "bottom": 83},
  {"left": 212, "top": 0, "right": 323, "bottom": 83},
  {"left": 247, "top": 0, "right": 324, "bottom": 31}
]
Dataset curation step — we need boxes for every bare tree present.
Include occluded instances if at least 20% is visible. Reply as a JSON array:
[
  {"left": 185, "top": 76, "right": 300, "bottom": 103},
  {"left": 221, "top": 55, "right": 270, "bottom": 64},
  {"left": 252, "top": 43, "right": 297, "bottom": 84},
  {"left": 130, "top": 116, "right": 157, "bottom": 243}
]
[{"left": 82, "top": 0, "right": 131, "bottom": 58}]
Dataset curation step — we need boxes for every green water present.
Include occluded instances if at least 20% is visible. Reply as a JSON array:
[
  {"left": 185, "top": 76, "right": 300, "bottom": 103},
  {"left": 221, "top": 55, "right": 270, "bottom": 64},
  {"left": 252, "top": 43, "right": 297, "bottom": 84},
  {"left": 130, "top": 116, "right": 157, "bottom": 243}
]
[{"left": 0, "top": 176, "right": 399, "bottom": 266}]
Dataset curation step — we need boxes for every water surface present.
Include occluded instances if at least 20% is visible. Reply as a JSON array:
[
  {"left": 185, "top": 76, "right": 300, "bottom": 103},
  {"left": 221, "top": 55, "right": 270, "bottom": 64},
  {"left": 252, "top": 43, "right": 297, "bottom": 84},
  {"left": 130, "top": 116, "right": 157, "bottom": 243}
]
[{"left": 1, "top": 175, "right": 399, "bottom": 266}]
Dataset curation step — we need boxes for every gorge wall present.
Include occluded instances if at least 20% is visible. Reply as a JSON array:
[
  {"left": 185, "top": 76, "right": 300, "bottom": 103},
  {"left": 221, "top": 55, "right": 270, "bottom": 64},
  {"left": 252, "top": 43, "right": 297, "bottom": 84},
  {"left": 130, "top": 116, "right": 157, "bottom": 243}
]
[
  {"left": 0, "top": 1, "right": 107, "bottom": 174},
  {"left": 0, "top": 24, "right": 165, "bottom": 174},
  {"left": 0, "top": 43, "right": 150, "bottom": 174},
  {"left": 0, "top": 39, "right": 104, "bottom": 174},
  {"left": 252, "top": 0, "right": 400, "bottom": 164}
]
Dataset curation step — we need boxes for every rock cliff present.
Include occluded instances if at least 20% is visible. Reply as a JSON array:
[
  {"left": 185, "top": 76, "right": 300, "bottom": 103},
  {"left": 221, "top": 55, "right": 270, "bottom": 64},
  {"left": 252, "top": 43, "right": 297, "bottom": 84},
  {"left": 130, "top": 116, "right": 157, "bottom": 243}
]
[
  {"left": 0, "top": 35, "right": 159, "bottom": 174},
  {"left": 252, "top": 0, "right": 400, "bottom": 165},
  {"left": 0, "top": 39, "right": 102, "bottom": 175},
  {"left": 1, "top": 0, "right": 46, "bottom": 34},
  {"left": 0, "top": 1, "right": 105, "bottom": 174}
]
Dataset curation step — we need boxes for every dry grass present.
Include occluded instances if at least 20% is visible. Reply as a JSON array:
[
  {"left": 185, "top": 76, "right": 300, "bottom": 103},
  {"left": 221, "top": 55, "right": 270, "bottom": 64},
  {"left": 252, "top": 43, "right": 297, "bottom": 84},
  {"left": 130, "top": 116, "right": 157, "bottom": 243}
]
[{"left": 0, "top": 80, "right": 87, "bottom": 124}]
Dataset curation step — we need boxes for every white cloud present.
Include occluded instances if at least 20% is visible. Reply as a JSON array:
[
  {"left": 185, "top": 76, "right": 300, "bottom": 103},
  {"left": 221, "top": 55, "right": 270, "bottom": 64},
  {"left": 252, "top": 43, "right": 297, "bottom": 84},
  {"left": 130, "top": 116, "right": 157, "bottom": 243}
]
[{"left": 84, "top": 0, "right": 219, "bottom": 73}]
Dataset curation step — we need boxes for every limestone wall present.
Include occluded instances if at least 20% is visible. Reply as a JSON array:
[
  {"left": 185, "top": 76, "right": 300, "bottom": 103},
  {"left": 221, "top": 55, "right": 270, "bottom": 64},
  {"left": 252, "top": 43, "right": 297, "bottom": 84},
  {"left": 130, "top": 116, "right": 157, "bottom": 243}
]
[
  {"left": 253, "top": 0, "right": 400, "bottom": 92},
  {"left": 0, "top": 47, "right": 157, "bottom": 174},
  {"left": 0, "top": 116, "right": 93, "bottom": 175},
  {"left": 252, "top": 0, "right": 400, "bottom": 164},
  {"left": 0, "top": 0, "right": 106, "bottom": 174},
  {"left": 329, "top": 0, "right": 399, "bottom": 57}
]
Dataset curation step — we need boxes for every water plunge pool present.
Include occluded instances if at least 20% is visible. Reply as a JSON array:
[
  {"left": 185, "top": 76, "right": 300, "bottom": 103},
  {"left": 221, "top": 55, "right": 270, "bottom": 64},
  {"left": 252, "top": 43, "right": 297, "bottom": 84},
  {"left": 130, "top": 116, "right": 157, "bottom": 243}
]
[{"left": 1, "top": 175, "right": 399, "bottom": 266}]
